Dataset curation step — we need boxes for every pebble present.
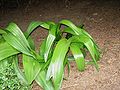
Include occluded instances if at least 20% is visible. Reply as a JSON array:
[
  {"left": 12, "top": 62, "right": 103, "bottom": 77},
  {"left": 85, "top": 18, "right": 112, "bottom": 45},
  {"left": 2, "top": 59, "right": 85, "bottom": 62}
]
[
  {"left": 93, "top": 13, "right": 98, "bottom": 16},
  {"left": 107, "top": 60, "right": 112, "bottom": 64}
]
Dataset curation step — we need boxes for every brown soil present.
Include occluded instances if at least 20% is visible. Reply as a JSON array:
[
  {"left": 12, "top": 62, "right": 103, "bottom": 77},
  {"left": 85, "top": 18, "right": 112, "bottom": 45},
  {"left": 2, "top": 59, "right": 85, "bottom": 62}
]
[{"left": 0, "top": 0, "right": 120, "bottom": 90}]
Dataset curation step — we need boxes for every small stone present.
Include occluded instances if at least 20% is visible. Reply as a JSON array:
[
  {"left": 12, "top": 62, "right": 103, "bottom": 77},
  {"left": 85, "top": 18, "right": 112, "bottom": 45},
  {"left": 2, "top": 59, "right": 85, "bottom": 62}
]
[
  {"left": 93, "top": 13, "right": 98, "bottom": 16},
  {"left": 107, "top": 60, "right": 112, "bottom": 64},
  {"left": 100, "top": 64, "right": 104, "bottom": 68},
  {"left": 99, "top": 18, "right": 103, "bottom": 21}
]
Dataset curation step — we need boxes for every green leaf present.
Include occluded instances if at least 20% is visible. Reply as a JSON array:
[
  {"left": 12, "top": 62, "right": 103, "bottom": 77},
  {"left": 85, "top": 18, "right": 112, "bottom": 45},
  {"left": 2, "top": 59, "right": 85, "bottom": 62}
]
[
  {"left": 69, "top": 35, "right": 99, "bottom": 71},
  {"left": 35, "top": 70, "right": 54, "bottom": 90},
  {"left": 46, "top": 38, "right": 70, "bottom": 90},
  {"left": 25, "top": 21, "right": 55, "bottom": 38},
  {"left": 13, "top": 56, "right": 29, "bottom": 86},
  {"left": 39, "top": 39, "right": 46, "bottom": 57},
  {"left": 2, "top": 23, "right": 34, "bottom": 57},
  {"left": 70, "top": 43, "right": 85, "bottom": 71},
  {"left": 0, "top": 35, "right": 5, "bottom": 44},
  {"left": 81, "top": 29, "right": 100, "bottom": 60},
  {"left": 63, "top": 27, "right": 76, "bottom": 35},
  {"left": 6, "top": 22, "right": 31, "bottom": 49},
  {"left": 23, "top": 54, "right": 43, "bottom": 84},
  {"left": 27, "top": 36, "right": 35, "bottom": 50},
  {"left": 44, "top": 24, "right": 57, "bottom": 62},
  {"left": 94, "top": 43, "right": 101, "bottom": 61},
  {"left": 0, "top": 29, "right": 7, "bottom": 34},
  {"left": 41, "top": 58, "right": 51, "bottom": 71},
  {"left": 30, "top": 49, "right": 44, "bottom": 62},
  {"left": 3, "top": 32, "right": 33, "bottom": 57},
  {"left": 60, "top": 20, "right": 100, "bottom": 62},
  {"left": 25, "top": 21, "right": 43, "bottom": 38},
  {"left": 0, "top": 41, "right": 19, "bottom": 61},
  {"left": 59, "top": 20, "right": 82, "bottom": 35}
]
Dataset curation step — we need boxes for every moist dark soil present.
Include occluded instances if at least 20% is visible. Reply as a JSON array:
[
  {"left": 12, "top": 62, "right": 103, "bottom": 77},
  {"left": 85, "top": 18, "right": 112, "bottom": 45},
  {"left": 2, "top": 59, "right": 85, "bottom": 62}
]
[{"left": 0, "top": 0, "right": 120, "bottom": 90}]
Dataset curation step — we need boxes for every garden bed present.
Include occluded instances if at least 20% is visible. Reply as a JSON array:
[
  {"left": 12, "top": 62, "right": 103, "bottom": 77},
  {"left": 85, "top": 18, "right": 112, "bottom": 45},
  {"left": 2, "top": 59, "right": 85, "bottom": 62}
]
[{"left": 0, "top": 0, "right": 120, "bottom": 90}]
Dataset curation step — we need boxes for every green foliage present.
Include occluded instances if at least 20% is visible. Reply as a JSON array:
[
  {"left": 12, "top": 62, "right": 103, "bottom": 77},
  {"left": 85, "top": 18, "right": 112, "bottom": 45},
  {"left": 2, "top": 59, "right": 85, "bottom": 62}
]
[
  {"left": 0, "top": 20, "right": 100, "bottom": 90},
  {"left": 0, "top": 59, "right": 27, "bottom": 90}
]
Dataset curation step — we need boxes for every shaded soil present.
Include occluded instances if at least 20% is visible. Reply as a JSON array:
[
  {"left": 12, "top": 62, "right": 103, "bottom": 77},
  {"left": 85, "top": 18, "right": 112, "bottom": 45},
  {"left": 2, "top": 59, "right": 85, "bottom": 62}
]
[{"left": 0, "top": 0, "right": 120, "bottom": 90}]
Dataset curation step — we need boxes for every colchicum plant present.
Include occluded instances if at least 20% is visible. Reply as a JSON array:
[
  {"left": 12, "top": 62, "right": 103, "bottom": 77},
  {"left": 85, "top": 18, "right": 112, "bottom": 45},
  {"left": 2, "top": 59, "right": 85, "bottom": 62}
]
[{"left": 0, "top": 20, "right": 100, "bottom": 90}]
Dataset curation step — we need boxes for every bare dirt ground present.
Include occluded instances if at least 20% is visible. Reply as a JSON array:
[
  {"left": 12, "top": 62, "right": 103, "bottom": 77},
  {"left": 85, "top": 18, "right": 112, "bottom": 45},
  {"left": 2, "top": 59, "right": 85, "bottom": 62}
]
[{"left": 0, "top": 0, "right": 120, "bottom": 90}]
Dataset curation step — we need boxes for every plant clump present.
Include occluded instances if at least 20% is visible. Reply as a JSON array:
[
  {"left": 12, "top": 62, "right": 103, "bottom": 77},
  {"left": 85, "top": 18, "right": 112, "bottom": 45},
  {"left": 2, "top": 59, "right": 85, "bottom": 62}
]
[{"left": 0, "top": 20, "right": 100, "bottom": 90}]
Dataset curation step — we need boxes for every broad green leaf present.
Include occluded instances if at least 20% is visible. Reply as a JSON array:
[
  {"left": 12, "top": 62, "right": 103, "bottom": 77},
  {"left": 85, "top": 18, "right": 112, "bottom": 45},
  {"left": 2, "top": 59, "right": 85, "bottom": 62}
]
[
  {"left": 39, "top": 39, "right": 46, "bottom": 57},
  {"left": 80, "top": 29, "right": 100, "bottom": 60},
  {"left": 70, "top": 43, "right": 85, "bottom": 71},
  {"left": 13, "top": 56, "right": 29, "bottom": 86},
  {"left": 0, "top": 36, "right": 5, "bottom": 44},
  {"left": 81, "top": 29, "right": 93, "bottom": 40},
  {"left": 41, "top": 58, "right": 51, "bottom": 71},
  {"left": 23, "top": 54, "right": 43, "bottom": 84},
  {"left": 45, "top": 21, "right": 55, "bottom": 26},
  {"left": 94, "top": 44, "right": 101, "bottom": 61},
  {"left": 63, "top": 27, "right": 76, "bottom": 35},
  {"left": 35, "top": 70, "right": 54, "bottom": 90},
  {"left": 0, "top": 29, "right": 7, "bottom": 34},
  {"left": 46, "top": 38, "right": 70, "bottom": 90},
  {"left": 44, "top": 24, "right": 57, "bottom": 62},
  {"left": 69, "top": 35, "right": 99, "bottom": 71},
  {"left": 61, "top": 20, "right": 100, "bottom": 61},
  {"left": 0, "top": 35, "right": 2, "bottom": 39},
  {"left": 0, "top": 41, "right": 19, "bottom": 61},
  {"left": 25, "top": 21, "right": 43, "bottom": 38},
  {"left": 62, "top": 20, "right": 100, "bottom": 60},
  {"left": 31, "top": 49, "right": 44, "bottom": 62},
  {"left": 59, "top": 20, "right": 82, "bottom": 35},
  {"left": 27, "top": 36, "right": 35, "bottom": 50},
  {"left": 3, "top": 32, "right": 33, "bottom": 57},
  {"left": 79, "top": 36, "right": 99, "bottom": 71},
  {"left": 2, "top": 23, "right": 34, "bottom": 57},
  {"left": 25, "top": 21, "right": 55, "bottom": 38},
  {"left": 39, "top": 38, "right": 53, "bottom": 62},
  {"left": 61, "top": 20, "right": 100, "bottom": 60},
  {"left": 6, "top": 22, "right": 31, "bottom": 49},
  {"left": 81, "top": 29, "right": 101, "bottom": 56}
]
